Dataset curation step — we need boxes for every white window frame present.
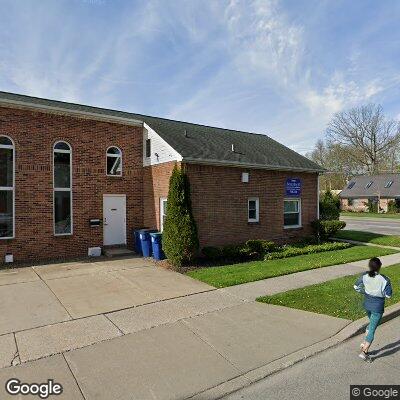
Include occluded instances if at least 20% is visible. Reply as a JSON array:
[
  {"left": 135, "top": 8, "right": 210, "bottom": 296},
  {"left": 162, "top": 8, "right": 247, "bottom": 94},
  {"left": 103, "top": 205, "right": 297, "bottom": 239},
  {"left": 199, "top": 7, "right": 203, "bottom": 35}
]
[
  {"left": 53, "top": 141, "right": 73, "bottom": 236},
  {"left": 106, "top": 146, "right": 122, "bottom": 177},
  {"left": 284, "top": 198, "right": 301, "bottom": 229},
  {"left": 248, "top": 197, "right": 259, "bottom": 223},
  {"left": 160, "top": 197, "right": 167, "bottom": 232},
  {"left": 0, "top": 135, "right": 15, "bottom": 239}
]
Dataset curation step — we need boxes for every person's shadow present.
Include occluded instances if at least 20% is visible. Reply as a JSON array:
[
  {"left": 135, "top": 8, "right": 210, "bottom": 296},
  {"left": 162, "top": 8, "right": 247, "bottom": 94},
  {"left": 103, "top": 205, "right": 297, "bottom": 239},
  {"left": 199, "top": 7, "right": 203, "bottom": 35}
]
[{"left": 369, "top": 339, "right": 400, "bottom": 360}]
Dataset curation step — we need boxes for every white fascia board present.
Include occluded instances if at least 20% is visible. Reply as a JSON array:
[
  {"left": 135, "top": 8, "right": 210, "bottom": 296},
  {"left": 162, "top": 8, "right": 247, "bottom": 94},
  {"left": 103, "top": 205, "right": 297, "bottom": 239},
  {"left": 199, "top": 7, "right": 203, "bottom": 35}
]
[{"left": 0, "top": 98, "right": 143, "bottom": 127}]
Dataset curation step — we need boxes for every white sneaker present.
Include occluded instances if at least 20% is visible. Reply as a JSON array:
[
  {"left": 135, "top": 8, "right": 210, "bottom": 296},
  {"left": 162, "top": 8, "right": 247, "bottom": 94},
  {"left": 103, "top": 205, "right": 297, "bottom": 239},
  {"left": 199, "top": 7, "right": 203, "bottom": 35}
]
[{"left": 359, "top": 352, "right": 372, "bottom": 363}]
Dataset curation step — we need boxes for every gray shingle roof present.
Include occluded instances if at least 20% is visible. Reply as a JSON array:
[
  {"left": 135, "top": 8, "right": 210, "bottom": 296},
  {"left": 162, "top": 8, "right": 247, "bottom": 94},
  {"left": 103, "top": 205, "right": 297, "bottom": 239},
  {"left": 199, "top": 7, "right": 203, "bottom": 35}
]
[
  {"left": 340, "top": 174, "right": 400, "bottom": 198},
  {"left": 0, "top": 91, "right": 323, "bottom": 173}
]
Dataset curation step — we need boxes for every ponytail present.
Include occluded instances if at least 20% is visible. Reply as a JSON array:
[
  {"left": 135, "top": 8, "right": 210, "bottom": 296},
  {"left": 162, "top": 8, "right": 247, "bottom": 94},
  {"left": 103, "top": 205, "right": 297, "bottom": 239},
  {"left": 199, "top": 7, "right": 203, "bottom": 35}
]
[{"left": 368, "top": 257, "right": 382, "bottom": 277}]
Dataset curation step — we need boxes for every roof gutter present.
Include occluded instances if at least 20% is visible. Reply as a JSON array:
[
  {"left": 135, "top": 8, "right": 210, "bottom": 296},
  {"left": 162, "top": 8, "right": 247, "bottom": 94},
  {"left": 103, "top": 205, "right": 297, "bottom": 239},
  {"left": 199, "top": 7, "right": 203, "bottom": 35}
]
[
  {"left": 0, "top": 98, "right": 144, "bottom": 127},
  {"left": 181, "top": 157, "right": 325, "bottom": 173}
]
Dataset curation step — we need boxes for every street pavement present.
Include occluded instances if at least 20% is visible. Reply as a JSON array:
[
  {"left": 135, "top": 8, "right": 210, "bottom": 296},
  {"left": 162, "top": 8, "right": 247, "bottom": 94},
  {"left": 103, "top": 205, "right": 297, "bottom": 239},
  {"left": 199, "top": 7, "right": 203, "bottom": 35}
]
[
  {"left": 223, "top": 316, "right": 400, "bottom": 400},
  {"left": 342, "top": 216, "right": 400, "bottom": 235}
]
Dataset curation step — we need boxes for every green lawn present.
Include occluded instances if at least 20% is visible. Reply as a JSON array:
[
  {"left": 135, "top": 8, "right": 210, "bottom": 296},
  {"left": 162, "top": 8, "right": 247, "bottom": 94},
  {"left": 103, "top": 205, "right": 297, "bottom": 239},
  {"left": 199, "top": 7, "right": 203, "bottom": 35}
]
[
  {"left": 257, "top": 264, "right": 400, "bottom": 321},
  {"left": 341, "top": 211, "right": 400, "bottom": 219},
  {"left": 187, "top": 246, "right": 397, "bottom": 288},
  {"left": 334, "top": 230, "right": 400, "bottom": 248}
]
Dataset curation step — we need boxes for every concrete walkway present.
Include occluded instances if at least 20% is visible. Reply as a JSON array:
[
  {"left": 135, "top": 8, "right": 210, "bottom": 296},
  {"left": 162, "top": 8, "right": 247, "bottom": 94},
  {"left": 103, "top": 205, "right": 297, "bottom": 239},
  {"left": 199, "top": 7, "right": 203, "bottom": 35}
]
[
  {"left": 222, "top": 252, "right": 400, "bottom": 301},
  {"left": 0, "top": 252, "right": 399, "bottom": 399}
]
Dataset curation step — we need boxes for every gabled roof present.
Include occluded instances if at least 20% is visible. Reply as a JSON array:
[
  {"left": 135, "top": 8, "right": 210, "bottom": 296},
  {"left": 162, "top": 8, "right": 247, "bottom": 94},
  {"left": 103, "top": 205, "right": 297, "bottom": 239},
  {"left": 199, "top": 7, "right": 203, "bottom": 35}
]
[
  {"left": 0, "top": 91, "right": 324, "bottom": 173},
  {"left": 340, "top": 174, "right": 400, "bottom": 198}
]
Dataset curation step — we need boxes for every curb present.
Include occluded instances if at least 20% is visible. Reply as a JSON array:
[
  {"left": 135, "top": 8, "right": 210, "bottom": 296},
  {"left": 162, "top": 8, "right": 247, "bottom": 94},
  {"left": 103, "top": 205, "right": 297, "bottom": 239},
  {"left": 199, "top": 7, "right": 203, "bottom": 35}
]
[
  {"left": 188, "top": 302, "right": 400, "bottom": 400},
  {"left": 331, "top": 237, "right": 400, "bottom": 251}
]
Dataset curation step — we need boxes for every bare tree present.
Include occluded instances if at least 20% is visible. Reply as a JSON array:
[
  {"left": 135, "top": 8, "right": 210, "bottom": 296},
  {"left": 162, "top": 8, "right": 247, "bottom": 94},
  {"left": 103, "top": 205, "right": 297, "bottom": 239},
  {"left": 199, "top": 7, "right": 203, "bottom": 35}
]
[{"left": 326, "top": 104, "right": 400, "bottom": 174}]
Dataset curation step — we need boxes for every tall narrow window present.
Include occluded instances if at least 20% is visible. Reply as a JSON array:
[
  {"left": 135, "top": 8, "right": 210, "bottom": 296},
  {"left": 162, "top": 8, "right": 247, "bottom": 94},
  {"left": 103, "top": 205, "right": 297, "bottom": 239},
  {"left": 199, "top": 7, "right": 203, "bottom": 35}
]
[
  {"left": 54, "top": 141, "right": 72, "bottom": 235},
  {"left": 0, "top": 136, "right": 14, "bottom": 238},
  {"left": 248, "top": 197, "right": 259, "bottom": 222},
  {"left": 106, "top": 146, "right": 122, "bottom": 176},
  {"left": 160, "top": 197, "right": 167, "bottom": 231},
  {"left": 145, "top": 139, "right": 151, "bottom": 158}
]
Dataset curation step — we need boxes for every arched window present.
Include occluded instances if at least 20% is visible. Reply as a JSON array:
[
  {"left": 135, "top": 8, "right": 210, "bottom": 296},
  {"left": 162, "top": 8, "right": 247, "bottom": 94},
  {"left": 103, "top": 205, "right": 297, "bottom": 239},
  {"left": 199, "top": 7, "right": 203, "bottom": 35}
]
[
  {"left": 0, "top": 136, "right": 15, "bottom": 238},
  {"left": 53, "top": 141, "right": 72, "bottom": 235},
  {"left": 106, "top": 146, "right": 122, "bottom": 176}
]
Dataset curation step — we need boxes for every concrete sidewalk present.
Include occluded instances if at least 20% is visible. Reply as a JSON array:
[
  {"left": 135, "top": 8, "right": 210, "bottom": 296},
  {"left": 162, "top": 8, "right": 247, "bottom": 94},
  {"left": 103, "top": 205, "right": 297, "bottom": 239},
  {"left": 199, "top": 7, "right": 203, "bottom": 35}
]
[
  {"left": 222, "top": 252, "right": 400, "bottom": 301},
  {"left": 0, "top": 302, "right": 349, "bottom": 400}
]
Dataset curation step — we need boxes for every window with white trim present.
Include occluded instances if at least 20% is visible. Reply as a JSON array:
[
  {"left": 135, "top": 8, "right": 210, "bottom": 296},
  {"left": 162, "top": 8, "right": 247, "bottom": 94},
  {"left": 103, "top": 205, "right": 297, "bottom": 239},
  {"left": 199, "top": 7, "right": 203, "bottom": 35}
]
[
  {"left": 284, "top": 199, "right": 301, "bottom": 228},
  {"left": 54, "top": 141, "right": 72, "bottom": 235},
  {"left": 160, "top": 197, "right": 167, "bottom": 231},
  {"left": 248, "top": 197, "right": 259, "bottom": 222},
  {"left": 0, "top": 136, "right": 14, "bottom": 239},
  {"left": 145, "top": 139, "right": 151, "bottom": 158},
  {"left": 106, "top": 146, "right": 122, "bottom": 176}
]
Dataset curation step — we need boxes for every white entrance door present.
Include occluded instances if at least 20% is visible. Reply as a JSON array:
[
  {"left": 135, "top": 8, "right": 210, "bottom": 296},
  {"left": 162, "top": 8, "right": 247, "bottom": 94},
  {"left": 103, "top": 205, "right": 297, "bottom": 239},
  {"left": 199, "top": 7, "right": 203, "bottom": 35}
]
[{"left": 103, "top": 195, "right": 126, "bottom": 246}]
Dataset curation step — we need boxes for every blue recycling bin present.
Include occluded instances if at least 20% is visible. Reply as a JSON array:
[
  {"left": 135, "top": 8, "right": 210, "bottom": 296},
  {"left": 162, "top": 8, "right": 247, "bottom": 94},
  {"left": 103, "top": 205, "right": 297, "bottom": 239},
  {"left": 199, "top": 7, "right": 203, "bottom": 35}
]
[
  {"left": 150, "top": 232, "right": 165, "bottom": 261},
  {"left": 133, "top": 228, "right": 149, "bottom": 255},
  {"left": 139, "top": 229, "right": 157, "bottom": 257}
]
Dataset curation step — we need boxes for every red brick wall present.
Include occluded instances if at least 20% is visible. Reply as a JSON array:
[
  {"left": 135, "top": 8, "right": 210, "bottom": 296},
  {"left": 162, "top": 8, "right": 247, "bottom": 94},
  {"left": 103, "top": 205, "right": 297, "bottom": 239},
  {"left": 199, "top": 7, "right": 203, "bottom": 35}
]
[
  {"left": 184, "top": 163, "right": 318, "bottom": 248},
  {"left": 0, "top": 106, "right": 143, "bottom": 262},
  {"left": 143, "top": 161, "right": 178, "bottom": 230}
]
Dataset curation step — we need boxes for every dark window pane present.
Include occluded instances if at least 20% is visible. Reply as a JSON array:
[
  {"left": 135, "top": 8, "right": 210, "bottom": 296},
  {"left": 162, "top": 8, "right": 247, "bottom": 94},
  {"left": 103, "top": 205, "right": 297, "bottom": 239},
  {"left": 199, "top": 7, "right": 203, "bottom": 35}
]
[
  {"left": 0, "top": 190, "right": 13, "bottom": 237},
  {"left": 0, "top": 136, "right": 13, "bottom": 146},
  {"left": 248, "top": 200, "right": 256, "bottom": 210},
  {"left": 107, "top": 147, "right": 121, "bottom": 155},
  {"left": 54, "top": 142, "right": 71, "bottom": 151},
  {"left": 54, "top": 152, "right": 71, "bottom": 188},
  {"left": 249, "top": 209, "right": 256, "bottom": 220},
  {"left": 54, "top": 191, "right": 71, "bottom": 234},
  {"left": 0, "top": 148, "right": 13, "bottom": 187},
  {"left": 284, "top": 200, "right": 298, "bottom": 213},
  {"left": 284, "top": 212, "right": 299, "bottom": 226},
  {"left": 146, "top": 139, "right": 151, "bottom": 157},
  {"left": 107, "top": 155, "right": 122, "bottom": 175}
]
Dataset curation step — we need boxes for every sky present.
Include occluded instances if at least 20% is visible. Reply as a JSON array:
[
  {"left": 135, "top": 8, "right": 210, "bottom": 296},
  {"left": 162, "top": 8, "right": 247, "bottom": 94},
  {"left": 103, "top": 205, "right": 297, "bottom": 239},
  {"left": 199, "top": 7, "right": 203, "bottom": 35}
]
[{"left": 0, "top": 0, "right": 399, "bottom": 154}]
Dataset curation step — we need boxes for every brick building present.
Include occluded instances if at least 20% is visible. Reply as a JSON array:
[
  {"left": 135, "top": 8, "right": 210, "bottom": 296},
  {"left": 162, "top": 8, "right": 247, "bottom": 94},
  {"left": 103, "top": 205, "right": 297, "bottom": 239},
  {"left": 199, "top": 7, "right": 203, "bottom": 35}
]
[
  {"left": 340, "top": 174, "right": 400, "bottom": 213},
  {"left": 0, "top": 91, "right": 323, "bottom": 263}
]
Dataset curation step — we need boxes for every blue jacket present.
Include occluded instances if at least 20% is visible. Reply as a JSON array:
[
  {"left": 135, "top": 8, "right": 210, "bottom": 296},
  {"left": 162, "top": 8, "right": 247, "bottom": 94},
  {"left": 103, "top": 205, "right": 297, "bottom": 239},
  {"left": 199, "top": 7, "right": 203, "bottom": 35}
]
[{"left": 354, "top": 273, "right": 392, "bottom": 313}]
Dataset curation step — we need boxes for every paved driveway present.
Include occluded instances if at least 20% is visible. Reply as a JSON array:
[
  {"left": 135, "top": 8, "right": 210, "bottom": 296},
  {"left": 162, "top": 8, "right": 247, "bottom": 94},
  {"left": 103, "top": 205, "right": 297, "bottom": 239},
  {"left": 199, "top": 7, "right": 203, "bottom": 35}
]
[
  {"left": 0, "top": 257, "right": 212, "bottom": 335},
  {"left": 342, "top": 216, "right": 400, "bottom": 235}
]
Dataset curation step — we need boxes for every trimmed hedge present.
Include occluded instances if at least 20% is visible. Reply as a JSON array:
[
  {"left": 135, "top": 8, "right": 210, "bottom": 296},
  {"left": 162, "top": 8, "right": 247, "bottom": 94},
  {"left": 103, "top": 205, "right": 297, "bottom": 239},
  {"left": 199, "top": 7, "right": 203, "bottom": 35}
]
[
  {"left": 246, "top": 239, "right": 277, "bottom": 255},
  {"left": 264, "top": 241, "right": 352, "bottom": 260},
  {"left": 312, "top": 220, "right": 346, "bottom": 240}
]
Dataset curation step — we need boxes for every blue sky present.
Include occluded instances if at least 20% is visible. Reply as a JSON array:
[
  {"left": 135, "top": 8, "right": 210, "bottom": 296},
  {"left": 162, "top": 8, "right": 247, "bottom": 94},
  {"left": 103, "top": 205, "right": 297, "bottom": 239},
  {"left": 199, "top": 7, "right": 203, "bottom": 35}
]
[{"left": 0, "top": 0, "right": 399, "bottom": 153}]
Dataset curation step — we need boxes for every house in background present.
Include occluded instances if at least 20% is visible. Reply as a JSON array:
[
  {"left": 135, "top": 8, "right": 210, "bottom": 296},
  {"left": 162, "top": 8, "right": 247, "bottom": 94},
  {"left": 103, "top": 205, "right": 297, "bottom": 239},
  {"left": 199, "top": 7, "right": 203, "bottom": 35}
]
[
  {"left": 0, "top": 91, "right": 323, "bottom": 263},
  {"left": 339, "top": 174, "right": 400, "bottom": 213}
]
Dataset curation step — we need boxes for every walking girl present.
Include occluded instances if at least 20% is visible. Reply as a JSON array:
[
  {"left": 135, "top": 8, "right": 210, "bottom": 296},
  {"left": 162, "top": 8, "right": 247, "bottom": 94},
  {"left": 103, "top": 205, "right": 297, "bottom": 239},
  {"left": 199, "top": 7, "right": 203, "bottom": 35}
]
[{"left": 354, "top": 257, "right": 392, "bottom": 362}]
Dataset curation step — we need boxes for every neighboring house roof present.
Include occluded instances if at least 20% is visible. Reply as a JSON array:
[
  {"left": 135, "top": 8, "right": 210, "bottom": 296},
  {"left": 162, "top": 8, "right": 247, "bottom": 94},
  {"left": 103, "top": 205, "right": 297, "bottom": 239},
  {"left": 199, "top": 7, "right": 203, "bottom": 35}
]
[
  {"left": 0, "top": 91, "right": 324, "bottom": 173},
  {"left": 339, "top": 174, "right": 400, "bottom": 198}
]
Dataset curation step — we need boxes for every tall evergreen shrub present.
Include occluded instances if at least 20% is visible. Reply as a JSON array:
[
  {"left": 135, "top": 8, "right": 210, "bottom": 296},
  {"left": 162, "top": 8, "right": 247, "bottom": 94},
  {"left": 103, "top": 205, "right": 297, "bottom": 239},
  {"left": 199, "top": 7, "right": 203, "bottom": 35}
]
[{"left": 162, "top": 165, "right": 199, "bottom": 267}]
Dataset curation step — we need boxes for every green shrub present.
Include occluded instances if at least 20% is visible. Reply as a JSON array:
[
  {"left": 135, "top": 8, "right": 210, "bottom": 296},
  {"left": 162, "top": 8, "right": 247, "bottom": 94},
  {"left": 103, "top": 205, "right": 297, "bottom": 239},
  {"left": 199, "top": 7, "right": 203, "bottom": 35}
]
[
  {"left": 388, "top": 200, "right": 400, "bottom": 214},
  {"left": 265, "top": 242, "right": 352, "bottom": 260},
  {"left": 311, "top": 220, "right": 346, "bottom": 240},
  {"left": 319, "top": 190, "right": 340, "bottom": 220},
  {"left": 202, "top": 246, "right": 222, "bottom": 260},
  {"left": 367, "top": 199, "right": 378, "bottom": 213},
  {"left": 162, "top": 166, "right": 199, "bottom": 267},
  {"left": 221, "top": 244, "right": 250, "bottom": 259},
  {"left": 246, "top": 240, "right": 277, "bottom": 255}
]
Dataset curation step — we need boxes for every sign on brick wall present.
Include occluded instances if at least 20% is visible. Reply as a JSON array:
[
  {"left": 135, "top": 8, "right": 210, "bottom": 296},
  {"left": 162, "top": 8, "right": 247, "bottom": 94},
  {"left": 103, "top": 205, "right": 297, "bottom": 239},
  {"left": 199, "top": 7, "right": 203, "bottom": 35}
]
[{"left": 285, "top": 178, "right": 301, "bottom": 197}]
